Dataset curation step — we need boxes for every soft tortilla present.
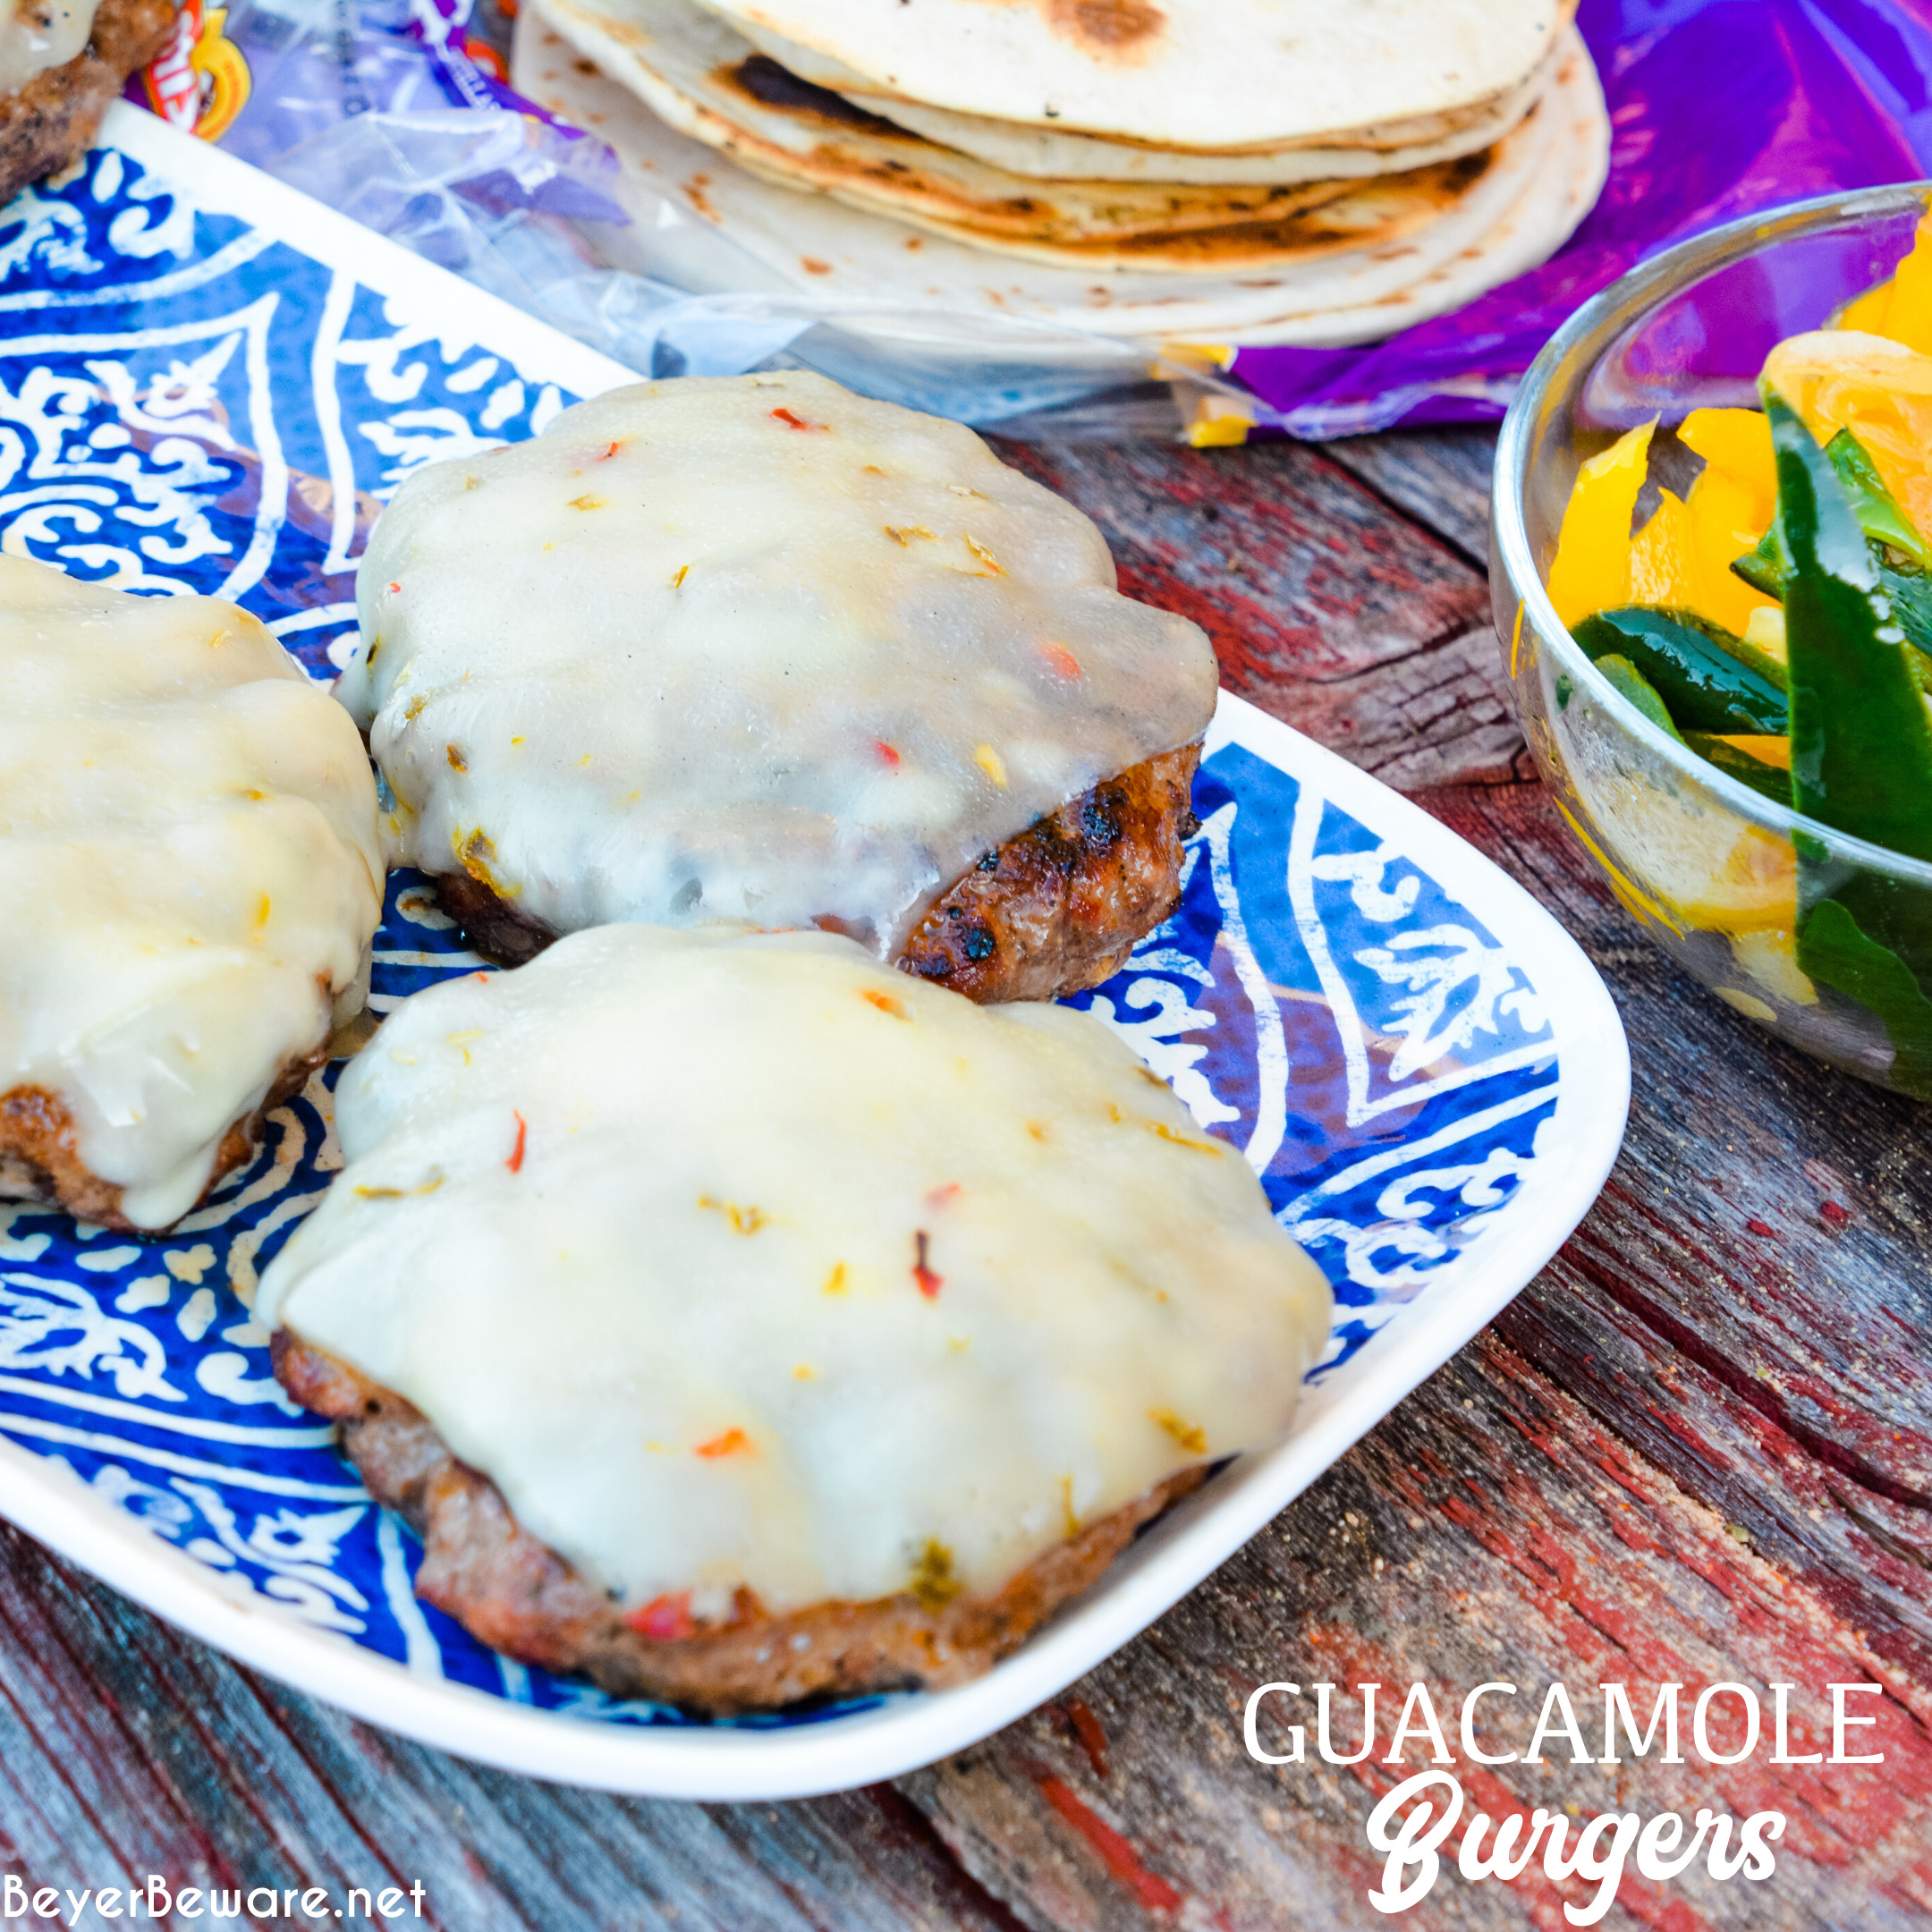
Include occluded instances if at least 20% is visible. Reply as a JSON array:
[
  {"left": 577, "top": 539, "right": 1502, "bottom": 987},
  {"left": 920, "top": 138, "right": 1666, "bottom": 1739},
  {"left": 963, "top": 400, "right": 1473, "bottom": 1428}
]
[
  {"left": 540, "top": 0, "right": 1542, "bottom": 272},
  {"left": 724, "top": 9, "right": 1556, "bottom": 162},
  {"left": 513, "top": 7, "right": 1606, "bottom": 343},
  {"left": 536, "top": 0, "right": 1372, "bottom": 246},
  {"left": 860, "top": 38, "right": 1563, "bottom": 184},
  {"left": 688, "top": 0, "right": 1569, "bottom": 151}
]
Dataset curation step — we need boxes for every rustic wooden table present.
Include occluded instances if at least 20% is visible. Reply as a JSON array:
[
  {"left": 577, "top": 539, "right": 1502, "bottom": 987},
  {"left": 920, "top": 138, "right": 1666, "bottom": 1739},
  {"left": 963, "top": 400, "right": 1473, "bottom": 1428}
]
[{"left": 1, "top": 428, "right": 1926, "bottom": 1931}]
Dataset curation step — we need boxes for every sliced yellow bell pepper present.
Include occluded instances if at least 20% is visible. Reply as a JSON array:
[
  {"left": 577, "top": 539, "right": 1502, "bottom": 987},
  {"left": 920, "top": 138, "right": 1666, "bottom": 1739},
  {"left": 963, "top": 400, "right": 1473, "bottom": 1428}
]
[
  {"left": 1743, "top": 604, "right": 1787, "bottom": 665},
  {"left": 1838, "top": 209, "right": 1932, "bottom": 353},
  {"left": 1715, "top": 733, "right": 1792, "bottom": 770},
  {"left": 1546, "top": 420, "right": 1655, "bottom": 627},
  {"left": 1682, "top": 466, "right": 1778, "bottom": 632},
  {"left": 1613, "top": 411, "right": 1776, "bottom": 634},
  {"left": 1760, "top": 329, "right": 1932, "bottom": 549},
  {"left": 1729, "top": 928, "right": 1818, "bottom": 1010},
  {"left": 1678, "top": 406, "right": 1777, "bottom": 527},
  {"left": 1578, "top": 769, "right": 1796, "bottom": 935},
  {"left": 1839, "top": 272, "right": 1894, "bottom": 339},
  {"left": 1674, "top": 406, "right": 1780, "bottom": 631},
  {"left": 1881, "top": 217, "right": 1932, "bottom": 354},
  {"left": 1629, "top": 487, "right": 1690, "bottom": 609}
]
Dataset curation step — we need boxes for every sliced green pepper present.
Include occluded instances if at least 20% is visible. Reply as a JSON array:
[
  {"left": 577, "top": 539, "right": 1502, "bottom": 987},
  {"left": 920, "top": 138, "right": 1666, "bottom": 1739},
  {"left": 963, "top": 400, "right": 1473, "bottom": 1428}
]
[
  {"left": 1911, "top": 631, "right": 1932, "bottom": 696},
  {"left": 1733, "top": 524, "right": 1789, "bottom": 599},
  {"left": 1878, "top": 559, "right": 1932, "bottom": 661},
  {"left": 1682, "top": 732, "right": 1792, "bottom": 807},
  {"left": 1709, "top": 625, "right": 1791, "bottom": 694},
  {"left": 1572, "top": 606, "right": 1787, "bottom": 735},
  {"left": 1798, "top": 878, "right": 1932, "bottom": 1097},
  {"left": 1733, "top": 539, "right": 1932, "bottom": 644},
  {"left": 1840, "top": 436, "right": 1932, "bottom": 664},
  {"left": 1767, "top": 387, "right": 1932, "bottom": 1097},
  {"left": 1826, "top": 428, "right": 1932, "bottom": 567},
  {"left": 1592, "top": 652, "right": 1685, "bottom": 741},
  {"left": 1767, "top": 387, "right": 1932, "bottom": 859},
  {"left": 1732, "top": 425, "right": 1932, "bottom": 597}
]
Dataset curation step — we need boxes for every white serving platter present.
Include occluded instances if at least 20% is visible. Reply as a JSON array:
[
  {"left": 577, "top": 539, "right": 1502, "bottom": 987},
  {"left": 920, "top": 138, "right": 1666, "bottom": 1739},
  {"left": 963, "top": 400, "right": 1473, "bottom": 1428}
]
[{"left": 0, "top": 105, "right": 1629, "bottom": 1800}]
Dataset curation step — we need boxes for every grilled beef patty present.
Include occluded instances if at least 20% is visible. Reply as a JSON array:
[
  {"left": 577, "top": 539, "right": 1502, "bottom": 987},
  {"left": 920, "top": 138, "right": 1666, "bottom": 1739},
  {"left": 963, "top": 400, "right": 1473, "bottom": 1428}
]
[
  {"left": 0, "top": 0, "right": 178, "bottom": 208},
  {"left": 901, "top": 741, "right": 1200, "bottom": 1002},
  {"left": 434, "top": 741, "right": 1202, "bottom": 1001},
  {"left": 274, "top": 1329, "right": 1208, "bottom": 1714},
  {"left": 0, "top": 1046, "right": 326, "bottom": 1233}
]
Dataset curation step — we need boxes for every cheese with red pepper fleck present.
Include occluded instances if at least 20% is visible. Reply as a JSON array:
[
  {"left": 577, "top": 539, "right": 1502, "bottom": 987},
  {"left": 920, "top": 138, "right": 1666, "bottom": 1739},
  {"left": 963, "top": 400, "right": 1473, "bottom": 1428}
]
[
  {"left": 257, "top": 924, "right": 1330, "bottom": 1618},
  {"left": 0, "top": 557, "right": 384, "bottom": 1227},
  {"left": 339, "top": 371, "right": 1216, "bottom": 954}
]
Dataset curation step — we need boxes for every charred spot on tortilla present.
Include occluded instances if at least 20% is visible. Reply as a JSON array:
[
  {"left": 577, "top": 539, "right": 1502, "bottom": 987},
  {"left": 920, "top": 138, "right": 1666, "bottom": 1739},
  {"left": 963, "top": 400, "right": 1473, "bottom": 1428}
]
[
  {"left": 725, "top": 49, "right": 904, "bottom": 132},
  {"left": 1044, "top": 0, "right": 1165, "bottom": 57}
]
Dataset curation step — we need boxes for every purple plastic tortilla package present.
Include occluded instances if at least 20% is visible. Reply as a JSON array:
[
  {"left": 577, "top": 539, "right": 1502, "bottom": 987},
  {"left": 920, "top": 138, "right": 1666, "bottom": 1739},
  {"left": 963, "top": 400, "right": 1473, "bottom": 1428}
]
[
  {"left": 131, "top": 0, "right": 543, "bottom": 153},
  {"left": 126, "top": 0, "right": 1932, "bottom": 438},
  {"left": 1233, "top": 0, "right": 1932, "bottom": 437},
  {"left": 130, "top": 0, "right": 632, "bottom": 250}
]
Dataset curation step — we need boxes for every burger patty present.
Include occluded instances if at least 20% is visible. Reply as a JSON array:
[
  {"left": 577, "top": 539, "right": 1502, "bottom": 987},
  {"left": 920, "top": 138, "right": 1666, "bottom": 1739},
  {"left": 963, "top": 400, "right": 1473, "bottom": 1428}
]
[
  {"left": 434, "top": 740, "right": 1203, "bottom": 1001},
  {"left": 0, "top": 0, "right": 179, "bottom": 208},
  {"left": 274, "top": 1329, "right": 1209, "bottom": 1715},
  {"left": 0, "top": 1046, "right": 327, "bottom": 1233},
  {"left": 901, "top": 741, "right": 1200, "bottom": 1002}
]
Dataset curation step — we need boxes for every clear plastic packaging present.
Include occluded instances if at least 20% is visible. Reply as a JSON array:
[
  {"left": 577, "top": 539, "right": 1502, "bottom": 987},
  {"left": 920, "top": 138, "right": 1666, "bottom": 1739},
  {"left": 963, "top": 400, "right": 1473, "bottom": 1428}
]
[{"left": 127, "top": 0, "right": 1253, "bottom": 435}]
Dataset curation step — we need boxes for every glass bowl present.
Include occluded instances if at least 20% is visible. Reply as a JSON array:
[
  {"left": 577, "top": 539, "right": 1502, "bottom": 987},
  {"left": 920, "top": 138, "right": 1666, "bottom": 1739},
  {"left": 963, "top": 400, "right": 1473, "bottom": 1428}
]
[{"left": 1491, "top": 182, "right": 1932, "bottom": 1099}]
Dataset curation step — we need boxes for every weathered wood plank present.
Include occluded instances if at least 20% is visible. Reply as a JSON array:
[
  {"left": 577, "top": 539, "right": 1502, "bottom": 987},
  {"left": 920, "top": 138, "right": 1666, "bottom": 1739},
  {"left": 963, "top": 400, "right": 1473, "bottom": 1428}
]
[
  {"left": 1419, "top": 780, "right": 1932, "bottom": 1522},
  {"left": 1007, "top": 424, "right": 1928, "bottom": 1530},
  {"left": 905, "top": 1321, "right": 1932, "bottom": 1932},
  {"left": 0, "top": 1520, "right": 1030, "bottom": 1930},
  {"left": 993, "top": 437, "right": 1530, "bottom": 792},
  {"left": 1323, "top": 427, "right": 1500, "bottom": 568}
]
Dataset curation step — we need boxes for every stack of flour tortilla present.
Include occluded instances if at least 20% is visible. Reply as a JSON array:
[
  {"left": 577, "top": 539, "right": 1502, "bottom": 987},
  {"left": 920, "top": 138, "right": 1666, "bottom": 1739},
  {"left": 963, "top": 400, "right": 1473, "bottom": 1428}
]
[{"left": 512, "top": 0, "right": 1608, "bottom": 347}]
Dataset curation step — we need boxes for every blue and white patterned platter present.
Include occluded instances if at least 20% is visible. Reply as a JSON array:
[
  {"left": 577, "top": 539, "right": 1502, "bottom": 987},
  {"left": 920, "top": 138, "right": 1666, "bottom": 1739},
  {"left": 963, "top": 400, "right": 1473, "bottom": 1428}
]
[{"left": 0, "top": 106, "right": 1630, "bottom": 1800}]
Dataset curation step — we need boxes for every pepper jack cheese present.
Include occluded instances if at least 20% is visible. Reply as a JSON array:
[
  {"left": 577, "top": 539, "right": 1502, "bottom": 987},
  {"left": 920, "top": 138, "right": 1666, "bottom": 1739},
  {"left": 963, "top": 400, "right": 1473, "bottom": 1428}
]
[
  {"left": 0, "top": 0, "right": 99, "bottom": 92},
  {"left": 258, "top": 924, "right": 1332, "bottom": 1618},
  {"left": 339, "top": 371, "right": 1217, "bottom": 955},
  {"left": 0, "top": 559, "right": 385, "bottom": 1229}
]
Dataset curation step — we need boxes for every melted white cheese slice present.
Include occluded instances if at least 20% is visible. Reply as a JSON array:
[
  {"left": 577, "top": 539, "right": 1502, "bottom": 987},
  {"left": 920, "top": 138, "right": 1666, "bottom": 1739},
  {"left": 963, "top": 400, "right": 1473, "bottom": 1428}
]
[
  {"left": 340, "top": 371, "right": 1217, "bottom": 954},
  {"left": 258, "top": 924, "right": 1331, "bottom": 1615},
  {"left": 0, "top": 0, "right": 99, "bottom": 95},
  {"left": 0, "top": 559, "right": 385, "bottom": 1229}
]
